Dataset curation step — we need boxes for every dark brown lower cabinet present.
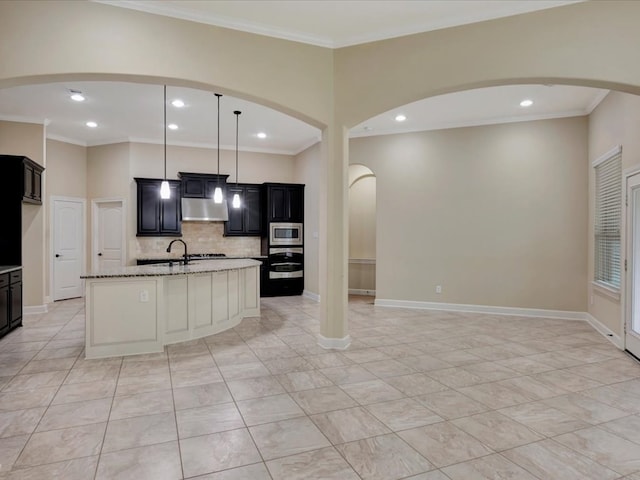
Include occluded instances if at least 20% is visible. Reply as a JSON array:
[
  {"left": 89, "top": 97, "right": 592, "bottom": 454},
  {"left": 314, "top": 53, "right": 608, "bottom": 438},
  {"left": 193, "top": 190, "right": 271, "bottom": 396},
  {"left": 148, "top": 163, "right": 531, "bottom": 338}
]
[{"left": 0, "top": 269, "right": 22, "bottom": 338}]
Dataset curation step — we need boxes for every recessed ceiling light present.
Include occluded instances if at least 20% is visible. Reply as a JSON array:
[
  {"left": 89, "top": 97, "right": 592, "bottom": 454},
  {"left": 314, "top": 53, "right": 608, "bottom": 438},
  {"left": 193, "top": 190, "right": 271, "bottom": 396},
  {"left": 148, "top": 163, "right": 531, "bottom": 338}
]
[
  {"left": 69, "top": 90, "right": 85, "bottom": 102},
  {"left": 395, "top": 114, "right": 407, "bottom": 122},
  {"left": 171, "top": 99, "right": 185, "bottom": 108},
  {"left": 86, "top": 121, "right": 97, "bottom": 128},
  {"left": 520, "top": 99, "right": 533, "bottom": 107},
  {"left": 257, "top": 132, "right": 267, "bottom": 139},
  {"left": 168, "top": 124, "right": 178, "bottom": 130}
]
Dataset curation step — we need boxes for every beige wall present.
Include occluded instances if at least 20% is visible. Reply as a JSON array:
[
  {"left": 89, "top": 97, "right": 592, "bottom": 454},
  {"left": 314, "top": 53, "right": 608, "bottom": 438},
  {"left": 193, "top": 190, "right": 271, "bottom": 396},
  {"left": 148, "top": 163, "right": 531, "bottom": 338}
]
[
  {"left": 46, "top": 140, "right": 87, "bottom": 197},
  {"left": 588, "top": 91, "right": 640, "bottom": 336},
  {"left": 129, "top": 143, "right": 296, "bottom": 184},
  {"left": 350, "top": 117, "right": 589, "bottom": 311},
  {"left": 294, "top": 142, "right": 321, "bottom": 296},
  {"left": 335, "top": 1, "right": 640, "bottom": 127},
  {"left": 0, "top": 1, "right": 333, "bottom": 127},
  {"left": 0, "top": 120, "right": 45, "bottom": 307},
  {"left": 45, "top": 139, "right": 87, "bottom": 299},
  {"left": 87, "top": 142, "right": 131, "bottom": 267}
]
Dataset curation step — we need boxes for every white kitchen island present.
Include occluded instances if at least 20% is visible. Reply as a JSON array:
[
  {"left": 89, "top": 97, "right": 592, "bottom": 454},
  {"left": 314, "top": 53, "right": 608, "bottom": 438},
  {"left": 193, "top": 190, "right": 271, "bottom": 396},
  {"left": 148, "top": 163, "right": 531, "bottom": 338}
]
[{"left": 81, "top": 259, "right": 260, "bottom": 359}]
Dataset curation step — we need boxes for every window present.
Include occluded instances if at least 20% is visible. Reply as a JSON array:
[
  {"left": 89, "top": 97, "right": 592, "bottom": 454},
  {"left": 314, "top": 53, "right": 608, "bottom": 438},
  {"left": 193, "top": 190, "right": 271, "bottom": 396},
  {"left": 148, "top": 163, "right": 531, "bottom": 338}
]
[{"left": 594, "top": 146, "right": 622, "bottom": 290}]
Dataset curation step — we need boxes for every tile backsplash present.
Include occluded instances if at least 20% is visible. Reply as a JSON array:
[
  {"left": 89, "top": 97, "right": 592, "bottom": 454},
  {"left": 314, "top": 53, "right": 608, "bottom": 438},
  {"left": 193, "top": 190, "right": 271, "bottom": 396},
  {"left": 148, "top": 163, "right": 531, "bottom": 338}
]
[{"left": 133, "top": 222, "right": 261, "bottom": 260}]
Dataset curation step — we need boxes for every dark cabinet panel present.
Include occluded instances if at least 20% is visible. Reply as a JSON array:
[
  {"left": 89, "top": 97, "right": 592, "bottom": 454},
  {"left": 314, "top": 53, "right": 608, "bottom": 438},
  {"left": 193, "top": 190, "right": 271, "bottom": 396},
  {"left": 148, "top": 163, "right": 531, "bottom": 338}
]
[
  {"left": 224, "top": 184, "right": 263, "bottom": 236},
  {"left": 245, "top": 185, "right": 263, "bottom": 234},
  {"left": 21, "top": 157, "right": 44, "bottom": 205},
  {"left": 179, "top": 172, "right": 228, "bottom": 199},
  {"left": 137, "top": 181, "right": 161, "bottom": 234},
  {"left": 24, "top": 163, "right": 34, "bottom": 199},
  {"left": 160, "top": 182, "right": 182, "bottom": 235},
  {"left": 0, "top": 155, "right": 43, "bottom": 267},
  {"left": 288, "top": 187, "right": 304, "bottom": 223},
  {"left": 264, "top": 184, "right": 305, "bottom": 223},
  {"left": 10, "top": 281, "right": 21, "bottom": 328},
  {"left": 225, "top": 185, "right": 245, "bottom": 235},
  {"left": 0, "top": 281, "right": 8, "bottom": 336},
  {"left": 269, "top": 186, "right": 288, "bottom": 222},
  {"left": 135, "top": 178, "right": 181, "bottom": 236},
  {"left": 0, "top": 269, "right": 23, "bottom": 337}
]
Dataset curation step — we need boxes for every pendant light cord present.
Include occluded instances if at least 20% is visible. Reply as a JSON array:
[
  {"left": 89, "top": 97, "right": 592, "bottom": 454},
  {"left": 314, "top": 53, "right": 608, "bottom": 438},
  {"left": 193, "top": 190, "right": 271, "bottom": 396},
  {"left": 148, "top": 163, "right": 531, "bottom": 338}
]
[
  {"left": 234, "top": 110, "right": 241, "bottom": 186},
  {"left": 215, "top": 93, "right": 222, "bottom": 190},
  {"left": 164, "top": 85, "right": 167, "bottom": 181}
]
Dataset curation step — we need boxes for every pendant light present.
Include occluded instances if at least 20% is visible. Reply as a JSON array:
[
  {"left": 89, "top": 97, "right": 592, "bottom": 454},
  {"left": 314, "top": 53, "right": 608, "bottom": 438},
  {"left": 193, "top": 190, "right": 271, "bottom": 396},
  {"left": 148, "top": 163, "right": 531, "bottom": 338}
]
[
  {"left": 213, "top": 93, "right": 224, "bottom": 204},
  {"left": 232, "top": 110, "right": 241, "bottom": 209},
  {"left": 159, "top": 85, "right": 171, "bottom": 199}
]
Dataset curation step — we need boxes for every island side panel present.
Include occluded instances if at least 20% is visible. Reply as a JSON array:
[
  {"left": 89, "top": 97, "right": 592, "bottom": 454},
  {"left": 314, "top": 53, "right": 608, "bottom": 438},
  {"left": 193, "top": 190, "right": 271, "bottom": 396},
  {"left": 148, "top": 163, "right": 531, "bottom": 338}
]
[
  {"left": 164, "top": 276, "right": 189, "bottom": 344},
  {"left": 243, "top": 265, "right": 260, "bottom": 317},
  {"left": 86, "top": 277, "right": 164, "bottom": 359},
  {"left": 228, "top": 269, "right": 240, "bottom": 321},
  {"left": 212, "top": 270, "right": 230, "bottom": 329},
  {"left": 189, "top": 273, "right": 214, "bottom": 334}
]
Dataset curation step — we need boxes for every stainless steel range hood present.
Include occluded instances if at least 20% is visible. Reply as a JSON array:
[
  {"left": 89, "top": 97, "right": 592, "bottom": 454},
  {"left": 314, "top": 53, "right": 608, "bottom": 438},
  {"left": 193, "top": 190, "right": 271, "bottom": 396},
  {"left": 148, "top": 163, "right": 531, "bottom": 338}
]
[{"left": 181, "top": 198, "right": 229, "bottom": 222}]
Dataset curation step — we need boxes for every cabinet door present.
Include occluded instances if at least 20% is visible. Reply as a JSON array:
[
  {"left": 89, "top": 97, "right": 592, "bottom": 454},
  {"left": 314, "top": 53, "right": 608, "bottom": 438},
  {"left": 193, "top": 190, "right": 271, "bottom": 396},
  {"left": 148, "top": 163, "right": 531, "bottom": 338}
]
[
  {"left": 269, "top": 186, "right": 288, "bottom": 222},
  {"left": 137, "top": 182, "right": 161, "bottom": 235},
  {"left": 287, "top": 186, "right": 304, "bottom": 222},
  {"left": 23, "top": 163, "right": 34, "bottom": 199},
  {"left": 160, "top": 182, "right": 181, "bottom": 235},
  {"left": 10, "top": 282, "right": 21, "bottom": 327},
  {"left": 244, "top": 185, "right": 262, "bottom": 234},
  {"left": 0, "top": 284, "right": 8, "bottom": 335},
  {"left": 32, "top": 169, "right": 42, "bottom": 203},
  {"left": 225, "top": 185, "right": 245, "bottom": 235},
  {"left": 182, "top": 177, "right": 205, "bottom": 198}
]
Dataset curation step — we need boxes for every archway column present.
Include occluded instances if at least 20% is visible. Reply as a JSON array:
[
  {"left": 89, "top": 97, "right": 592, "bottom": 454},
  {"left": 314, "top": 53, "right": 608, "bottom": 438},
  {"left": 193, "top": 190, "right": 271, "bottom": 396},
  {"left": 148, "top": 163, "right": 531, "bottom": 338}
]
[{"left": 317, "top": 123, "right": 351, "bottom": 349}]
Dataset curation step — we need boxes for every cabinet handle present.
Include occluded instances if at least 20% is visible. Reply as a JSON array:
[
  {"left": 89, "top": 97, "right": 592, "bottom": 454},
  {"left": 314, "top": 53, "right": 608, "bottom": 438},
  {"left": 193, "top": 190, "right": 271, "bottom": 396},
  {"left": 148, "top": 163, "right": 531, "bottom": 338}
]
[
  {"left": 98, "top": 253, "right": 103, "bottom": 256},
  {"left": 55, "top": 254, "right": 61, "bottom": 258}
]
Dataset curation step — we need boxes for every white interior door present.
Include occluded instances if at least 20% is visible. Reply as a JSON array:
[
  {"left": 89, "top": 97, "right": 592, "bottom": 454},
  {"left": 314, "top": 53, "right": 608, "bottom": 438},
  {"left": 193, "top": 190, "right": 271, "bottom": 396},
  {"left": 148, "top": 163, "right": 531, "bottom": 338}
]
[
  {"left": 53, "top": 198, "right": 84, "bottom": 301},
  {"left": 94, "top": 200, "right": 124, "bottom": 271},
  {"left": 626, "top": 172, "right": 640, "bottom": 358}
]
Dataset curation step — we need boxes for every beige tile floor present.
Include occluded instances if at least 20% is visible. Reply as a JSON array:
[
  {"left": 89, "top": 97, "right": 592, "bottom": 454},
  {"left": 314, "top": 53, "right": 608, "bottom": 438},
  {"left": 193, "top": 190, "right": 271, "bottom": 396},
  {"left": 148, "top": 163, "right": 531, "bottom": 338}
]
[{"left": 0, "top": 295, "right": 638, "bottom": 479}]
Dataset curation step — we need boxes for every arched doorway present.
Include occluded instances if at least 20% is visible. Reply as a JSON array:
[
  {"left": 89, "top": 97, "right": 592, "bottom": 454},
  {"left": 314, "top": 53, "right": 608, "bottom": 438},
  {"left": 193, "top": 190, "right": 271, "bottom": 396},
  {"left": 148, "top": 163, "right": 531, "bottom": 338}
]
[{"left": 348, "top": 164, "right": 376, "bottom": 298}]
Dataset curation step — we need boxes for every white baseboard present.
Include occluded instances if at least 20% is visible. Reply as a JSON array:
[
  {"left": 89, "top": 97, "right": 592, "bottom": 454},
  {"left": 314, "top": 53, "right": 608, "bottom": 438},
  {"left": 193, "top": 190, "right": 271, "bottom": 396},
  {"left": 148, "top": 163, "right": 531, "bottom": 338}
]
[
  {"left": 374, "top": 298, "right": 585, "bottom": 321},
  {"left": 584, "top": 313, "right": 624, "bottom": 349},
  {"left": 303, "top": 290, "right": 320, "bottom": 302},
  {"left": 24, "top": 305, "right": 48, "bottom": 315},
  {"left": 317, "top": 334, "right": 351, "bottom": 350},
  {"left": 349, "top": 289, "right": 376, "bottom": 296}
]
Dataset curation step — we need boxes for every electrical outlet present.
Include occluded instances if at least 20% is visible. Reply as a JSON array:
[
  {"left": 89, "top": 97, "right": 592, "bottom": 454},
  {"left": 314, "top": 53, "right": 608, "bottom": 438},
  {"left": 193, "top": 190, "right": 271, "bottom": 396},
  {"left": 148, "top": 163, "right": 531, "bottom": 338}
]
[
  {"left": 139, "top": 290, "right": 149, "bottom": 302},
  {"left": 436, "top": 285, "right": 442, "bottom": 294}
]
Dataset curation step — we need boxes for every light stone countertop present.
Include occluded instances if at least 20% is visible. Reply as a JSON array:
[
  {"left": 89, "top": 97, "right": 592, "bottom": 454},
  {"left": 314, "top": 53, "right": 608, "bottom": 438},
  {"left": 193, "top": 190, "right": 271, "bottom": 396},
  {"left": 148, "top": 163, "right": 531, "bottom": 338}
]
[
  {"left": 0, "top": 266, "right": 21, "bottom": 275},
  {"left": 82, "top": 258, "right": 261, "bottom": 279},
  {"left": 136, "top": 255, "right": 267, "bottom": 261}
]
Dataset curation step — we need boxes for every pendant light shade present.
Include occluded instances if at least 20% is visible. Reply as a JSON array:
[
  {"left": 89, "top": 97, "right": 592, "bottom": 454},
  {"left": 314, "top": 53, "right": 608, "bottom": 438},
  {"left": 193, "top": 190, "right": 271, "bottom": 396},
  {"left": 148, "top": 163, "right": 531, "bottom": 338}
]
[
  {"left": 160, "top": 180, "right": 170, "bottom": 199},
  {"left": 232, "top": 110, "right": 241, "bottom": 209},
  {"left": 213, "top": 93, "right": 224, "bottom": 204},
  {"left": 160, "top": 85, "right": 171, "bottom": 199}
]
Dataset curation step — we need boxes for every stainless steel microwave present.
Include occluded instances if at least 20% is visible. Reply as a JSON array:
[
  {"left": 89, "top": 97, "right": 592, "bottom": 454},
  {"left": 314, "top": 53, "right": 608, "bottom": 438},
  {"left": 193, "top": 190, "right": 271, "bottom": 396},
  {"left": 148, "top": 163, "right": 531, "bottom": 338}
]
[{"left": 270, "top": 222, "right": 303, "bottom": 246}]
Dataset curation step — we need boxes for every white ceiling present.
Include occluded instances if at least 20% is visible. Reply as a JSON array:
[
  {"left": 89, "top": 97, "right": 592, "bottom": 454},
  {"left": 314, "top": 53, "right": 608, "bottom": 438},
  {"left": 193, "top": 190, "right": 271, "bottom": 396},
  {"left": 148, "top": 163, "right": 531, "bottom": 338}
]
[
  {"left": 95, "top": 0, "right": 582, "bottom": 48},
  {"left": 0, "top": 82, "right": 321, "bottom": 155},
  {"left": 0, "top": 1, "right": 606, "bottom": 155}
]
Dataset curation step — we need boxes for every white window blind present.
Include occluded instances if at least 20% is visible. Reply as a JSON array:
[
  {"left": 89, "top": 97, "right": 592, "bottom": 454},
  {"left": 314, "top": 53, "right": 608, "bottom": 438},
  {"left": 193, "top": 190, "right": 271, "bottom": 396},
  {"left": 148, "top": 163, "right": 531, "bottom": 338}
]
[{"left": 594, "top": 149, "right": 622, "bottom": 290}]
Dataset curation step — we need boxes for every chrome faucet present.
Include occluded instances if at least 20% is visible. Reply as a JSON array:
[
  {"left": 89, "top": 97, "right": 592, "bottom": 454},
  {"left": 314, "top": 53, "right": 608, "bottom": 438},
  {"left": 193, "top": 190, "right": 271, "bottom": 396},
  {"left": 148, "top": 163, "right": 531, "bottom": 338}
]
[{"left": 166, "top": 239, "right": 189, "bottom": 265}]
